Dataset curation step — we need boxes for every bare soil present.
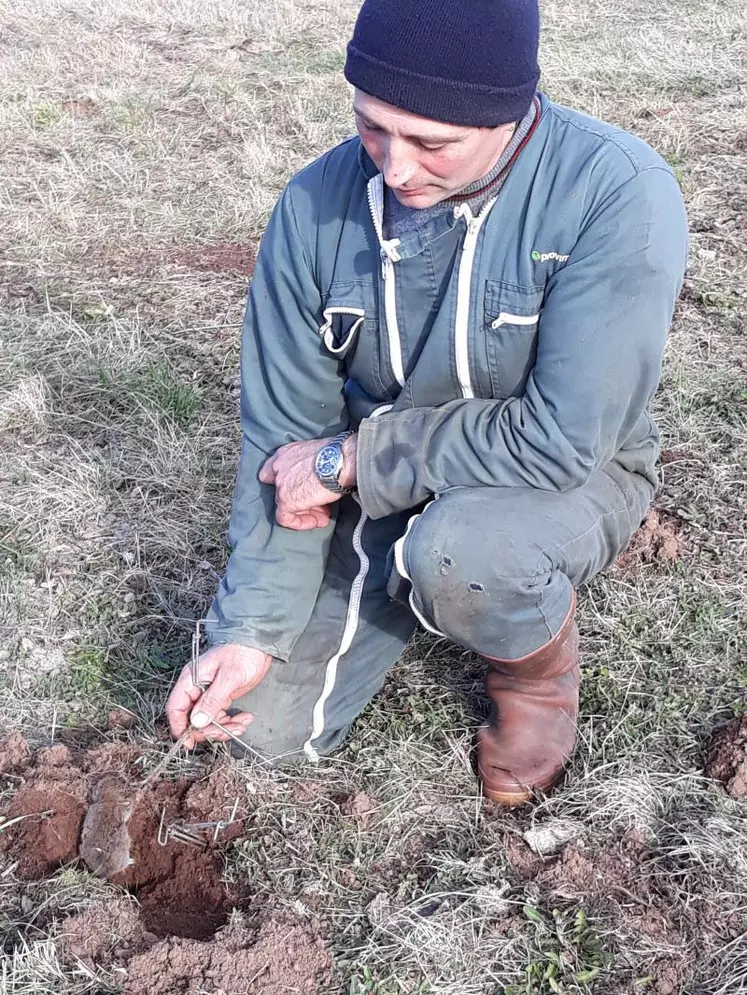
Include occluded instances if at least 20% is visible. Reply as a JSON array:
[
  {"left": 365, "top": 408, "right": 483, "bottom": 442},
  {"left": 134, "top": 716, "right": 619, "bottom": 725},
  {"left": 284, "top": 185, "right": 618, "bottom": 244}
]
[
  {"left": 173, "top": 243, "right": 257, "bottom": 276},
  {"left": 0, "top": 736, "right": 332, "bottom": 992},
  {"left": 125, "top": 918, "right": 330, "bottom": 995}
]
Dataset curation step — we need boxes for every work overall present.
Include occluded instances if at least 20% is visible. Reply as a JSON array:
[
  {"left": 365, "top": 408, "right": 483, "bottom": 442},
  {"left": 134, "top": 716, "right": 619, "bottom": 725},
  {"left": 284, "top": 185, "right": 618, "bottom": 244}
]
[{"left": 206, "top": 96, "right": 688, "bottom": 765}]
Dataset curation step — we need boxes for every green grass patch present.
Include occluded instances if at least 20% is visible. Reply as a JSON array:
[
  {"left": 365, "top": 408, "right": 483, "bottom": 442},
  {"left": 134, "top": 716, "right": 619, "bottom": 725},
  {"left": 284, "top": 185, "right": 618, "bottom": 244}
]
[
  {"left": 96, "top": 359, "right": 202, "bottom": 425},
  {"left": 509, "top": 905, "right": 614, "bottom": 995},
  {"left": 68, "top": 646, "right": 108, "bottom": 697},
  {"left": 32, "top": 102, "right": 63, "bottom": 126},
  {"left": 253, "top": 49, "right": 346, "bottom": 75}
]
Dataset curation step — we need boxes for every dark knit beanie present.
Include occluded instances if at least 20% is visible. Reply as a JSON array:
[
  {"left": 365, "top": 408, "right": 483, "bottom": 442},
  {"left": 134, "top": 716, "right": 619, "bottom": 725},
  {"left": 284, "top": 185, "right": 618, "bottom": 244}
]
[{"left": 344, "top": 0, "right": 540, "bottom": 127}]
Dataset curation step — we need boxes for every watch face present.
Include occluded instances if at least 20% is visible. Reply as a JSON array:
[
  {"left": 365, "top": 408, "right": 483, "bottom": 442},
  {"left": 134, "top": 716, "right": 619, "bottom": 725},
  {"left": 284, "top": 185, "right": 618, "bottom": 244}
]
[{"left": 316, "top": 445, "right": 341, "bottom": 478}]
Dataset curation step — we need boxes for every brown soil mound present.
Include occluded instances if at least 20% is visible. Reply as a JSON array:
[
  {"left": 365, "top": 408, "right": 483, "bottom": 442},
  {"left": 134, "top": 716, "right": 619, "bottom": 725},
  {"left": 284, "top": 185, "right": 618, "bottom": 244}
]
[
  {"left": 706, "top": 716, "right": 747, "bottom": 799},
  {"left": 61, "top": 897, "right": 148, "bottom": 966},
  {"left": 124, "top": 918, "right": 331, "bottom": 995},
  {"left": 4, "top": 787, "right": 86, "bottom": 879},
  {"left": 614, "top": 508, "right": 682, "bottom": 574}
]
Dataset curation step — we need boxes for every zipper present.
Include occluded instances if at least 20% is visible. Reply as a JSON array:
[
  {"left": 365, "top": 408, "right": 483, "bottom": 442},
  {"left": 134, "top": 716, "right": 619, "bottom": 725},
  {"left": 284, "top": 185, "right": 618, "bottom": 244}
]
[
  {"left": 304, "top": 402, "right": 394, "bottom": 761},
  {"left": 366, "top": 175, "right": 405, "bottom": 388},
  {"left": 453, "top": 198, "right": 499, "bottom": 400},
  {"left": 491, "top": 312, "right": 540, "bottom": 330}
]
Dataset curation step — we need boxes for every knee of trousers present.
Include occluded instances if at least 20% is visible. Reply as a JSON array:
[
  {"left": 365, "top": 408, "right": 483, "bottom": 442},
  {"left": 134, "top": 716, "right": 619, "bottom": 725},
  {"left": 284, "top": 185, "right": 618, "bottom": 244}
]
[{"left": 392, "top": 489, "right": 573, "bottom": 659}]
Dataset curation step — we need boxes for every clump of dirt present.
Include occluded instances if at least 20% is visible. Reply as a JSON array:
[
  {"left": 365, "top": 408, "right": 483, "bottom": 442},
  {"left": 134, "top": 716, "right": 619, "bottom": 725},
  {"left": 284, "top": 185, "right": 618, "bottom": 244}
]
[
  {"left": 107, "top": 707, "right": 137, "bottom": 730},
  {"left": 614, "top": 508, "right": 683, "bottom": 574},
  {"left": 124, "top": 918, "right": 331, "bottom": 995},
  {"left": 0, "top": 731, "right": 31, "bottom": 773},
  {"left": 340, "top": 790, "right": 379, "bottom": 827},
  {"left": 706, "top": 716, "right": 747, "bottom": 799}
]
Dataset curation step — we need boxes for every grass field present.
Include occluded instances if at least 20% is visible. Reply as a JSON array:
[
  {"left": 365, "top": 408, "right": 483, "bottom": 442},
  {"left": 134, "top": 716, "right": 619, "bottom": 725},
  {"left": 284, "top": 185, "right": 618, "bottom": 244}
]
[{"left": 1, "top": 0, "right": 746, "bottom": 992}]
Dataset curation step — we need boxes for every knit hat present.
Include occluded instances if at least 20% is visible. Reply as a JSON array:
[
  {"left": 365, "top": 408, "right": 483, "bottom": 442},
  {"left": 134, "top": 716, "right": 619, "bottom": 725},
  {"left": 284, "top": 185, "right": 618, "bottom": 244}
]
[{"left": 344, "top": 0, "right": 540, "bottom": 127}]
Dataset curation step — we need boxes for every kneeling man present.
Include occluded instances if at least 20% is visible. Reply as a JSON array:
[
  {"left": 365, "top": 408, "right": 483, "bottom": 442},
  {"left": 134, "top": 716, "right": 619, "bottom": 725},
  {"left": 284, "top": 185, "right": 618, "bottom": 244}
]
[{"left": 167, "top": 0, "right": 688, "bottom": 804}]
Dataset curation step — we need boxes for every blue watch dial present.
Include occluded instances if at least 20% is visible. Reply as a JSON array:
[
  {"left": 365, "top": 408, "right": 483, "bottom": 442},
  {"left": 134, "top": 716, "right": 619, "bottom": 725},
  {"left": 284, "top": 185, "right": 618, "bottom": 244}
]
[{"left": 316, "top": 445, "right": 342, "bottom": 478}]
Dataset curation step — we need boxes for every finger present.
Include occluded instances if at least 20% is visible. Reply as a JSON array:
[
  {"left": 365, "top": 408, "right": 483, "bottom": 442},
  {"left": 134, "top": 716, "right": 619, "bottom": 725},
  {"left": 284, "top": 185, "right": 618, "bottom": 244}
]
[
  {"left": 276, "top": 505, "right": 332, "bottom": 530},
  {"left": 203, "top": 713, "right": 254, "bottom": 742},
  {"left": 166, "top": 665, "right": 205, "bottom": 738},
  {"left": 190, "top": 662, "right": 263, "bottom": 729},
  {"left": 167, "top": 646, "right": 232, "bottom": 738},
  {"left": 258, "top": 457, "right": 276, "bottom": 485},
  {"left": 185, "top": 711, "right": 254, "bottom": 747}
]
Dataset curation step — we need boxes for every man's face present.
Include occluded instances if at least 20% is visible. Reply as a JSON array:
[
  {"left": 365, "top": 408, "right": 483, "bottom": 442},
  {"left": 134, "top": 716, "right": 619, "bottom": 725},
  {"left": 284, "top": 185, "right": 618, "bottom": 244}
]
[{"left": 354, "top": 90, "right": 516, "bottom": 209}]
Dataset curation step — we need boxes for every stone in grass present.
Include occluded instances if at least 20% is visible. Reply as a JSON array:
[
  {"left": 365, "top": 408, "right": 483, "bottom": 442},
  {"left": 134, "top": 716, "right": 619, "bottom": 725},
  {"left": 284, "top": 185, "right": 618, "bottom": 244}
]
[
  {"left": 523, "top": 818, "right": 585, "bottom": 856},
  {"left": 473, "top": 882, "right": 512, "bottom": 917},
  {"left": 366, "top": 892, "right": 392, "bottom": 926}
]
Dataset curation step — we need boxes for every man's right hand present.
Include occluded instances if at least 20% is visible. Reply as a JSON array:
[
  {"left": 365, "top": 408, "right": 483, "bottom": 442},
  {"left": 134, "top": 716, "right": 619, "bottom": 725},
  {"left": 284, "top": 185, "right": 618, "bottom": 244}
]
[{"left": 166, "top": 643, "right": 272, "bottom": 749}]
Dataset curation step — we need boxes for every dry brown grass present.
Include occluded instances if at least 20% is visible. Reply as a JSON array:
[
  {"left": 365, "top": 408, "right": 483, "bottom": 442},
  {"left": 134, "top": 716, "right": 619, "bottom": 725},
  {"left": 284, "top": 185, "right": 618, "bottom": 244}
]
[{"left": 1, "top": 0, "right": 746, "bottom": 992}]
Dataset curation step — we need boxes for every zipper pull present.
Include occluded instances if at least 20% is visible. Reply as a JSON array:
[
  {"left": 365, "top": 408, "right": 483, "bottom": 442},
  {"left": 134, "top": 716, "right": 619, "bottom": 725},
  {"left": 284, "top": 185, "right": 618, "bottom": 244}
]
[{"left": 381, "top": 248, "right": 392, "bottom": 280}]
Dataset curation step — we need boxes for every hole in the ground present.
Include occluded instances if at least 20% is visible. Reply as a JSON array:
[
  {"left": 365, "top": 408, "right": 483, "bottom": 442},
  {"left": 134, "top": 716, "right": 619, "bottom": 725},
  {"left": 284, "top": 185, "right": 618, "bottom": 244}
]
[{"left": 115, "top": 781, "right": 235, "bottom": 940}]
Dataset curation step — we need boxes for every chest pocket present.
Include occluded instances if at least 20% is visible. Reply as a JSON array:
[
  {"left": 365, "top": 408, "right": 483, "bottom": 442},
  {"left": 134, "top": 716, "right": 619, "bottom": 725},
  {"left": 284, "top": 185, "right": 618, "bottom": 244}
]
[
  {"left": 320, "top": 281, "right": 386, "bottom": 397},
  {"left": 483, "top": 279, "right": 545, "bottom": 399}
]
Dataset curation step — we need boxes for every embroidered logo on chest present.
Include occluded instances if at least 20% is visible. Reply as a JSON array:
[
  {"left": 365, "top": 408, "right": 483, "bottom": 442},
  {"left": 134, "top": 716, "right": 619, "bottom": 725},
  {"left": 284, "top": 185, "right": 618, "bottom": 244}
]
[{"left": 531, "top": 249, "right": 570, "bottom": 263}]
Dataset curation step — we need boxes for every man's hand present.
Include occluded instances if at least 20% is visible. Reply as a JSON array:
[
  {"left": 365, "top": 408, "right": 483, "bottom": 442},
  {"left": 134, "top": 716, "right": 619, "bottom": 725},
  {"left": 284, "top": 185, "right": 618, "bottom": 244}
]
[
  {"left": 166, "top": 643, "right": 271, "bottom": 749},
  {"left": 259, "top": 433, "right": 357, "bottom": 530}
]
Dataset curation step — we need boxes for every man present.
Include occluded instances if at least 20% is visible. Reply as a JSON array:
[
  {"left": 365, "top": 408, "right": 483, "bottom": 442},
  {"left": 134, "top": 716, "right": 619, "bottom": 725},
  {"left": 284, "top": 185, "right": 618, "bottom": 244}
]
[{"left": 167, "top": 0, "right": 688, "bottom": 805}]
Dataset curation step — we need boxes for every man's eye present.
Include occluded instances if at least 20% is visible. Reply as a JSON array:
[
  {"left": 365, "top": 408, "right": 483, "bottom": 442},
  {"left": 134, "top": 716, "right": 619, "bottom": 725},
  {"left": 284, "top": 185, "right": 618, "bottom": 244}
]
[{"left": 419, "top": 142, "right": 446, "bottom": 151}]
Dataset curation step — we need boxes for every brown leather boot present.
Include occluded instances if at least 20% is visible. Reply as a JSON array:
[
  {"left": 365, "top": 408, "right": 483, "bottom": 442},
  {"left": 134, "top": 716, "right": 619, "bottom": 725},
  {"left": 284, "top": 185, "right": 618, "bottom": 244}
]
[{"left": 477, "top": 592, "right": 580, "bottom": 806}]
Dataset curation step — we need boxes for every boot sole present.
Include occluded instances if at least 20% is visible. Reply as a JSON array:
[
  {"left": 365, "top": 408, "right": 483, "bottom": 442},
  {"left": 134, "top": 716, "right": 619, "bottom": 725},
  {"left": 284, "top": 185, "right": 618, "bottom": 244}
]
[{"left": 478, "top": 763, "right": 565, "bottom": 807}]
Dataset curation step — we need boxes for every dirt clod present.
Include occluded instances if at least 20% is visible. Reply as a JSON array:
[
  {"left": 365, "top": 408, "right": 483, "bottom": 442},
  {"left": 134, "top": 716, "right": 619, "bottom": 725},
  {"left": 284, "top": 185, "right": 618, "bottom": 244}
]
[
  {"left": 614, "top": 508, "right": 682, "bottom": 574},
  {"left": 61, "top": 897, "right": 147, "bottom": 966},
  {"left": 341, "top": 790, "right": 378, "bottom": 826},
  {"left": 706, "top": 716, "right": 747, "bottom": 799},
  {"left": 108, "top": 707, "right": 137, "bottom": 730},
  {"left": 0, "top": 732, "right": 31, "bottom": 774}
]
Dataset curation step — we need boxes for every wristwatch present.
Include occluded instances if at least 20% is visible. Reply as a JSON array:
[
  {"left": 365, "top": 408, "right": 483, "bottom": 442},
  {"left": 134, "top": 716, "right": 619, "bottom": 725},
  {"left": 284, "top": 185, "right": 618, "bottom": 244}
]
[{"left": 315, "top": 431, "right": 354, "bottom": 494}]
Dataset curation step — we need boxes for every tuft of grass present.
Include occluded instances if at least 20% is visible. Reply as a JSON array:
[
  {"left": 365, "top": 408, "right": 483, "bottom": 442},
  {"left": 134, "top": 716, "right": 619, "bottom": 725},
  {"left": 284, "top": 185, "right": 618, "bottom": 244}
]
[
  {"left": 67, "top": 646, "right": 108, "bottom": 697},
  {"left": 510, "top": 905, "right": 614, "bottom": 994},
  {"left": 32, "top": 102, "right": 63, "bottom": 126}
]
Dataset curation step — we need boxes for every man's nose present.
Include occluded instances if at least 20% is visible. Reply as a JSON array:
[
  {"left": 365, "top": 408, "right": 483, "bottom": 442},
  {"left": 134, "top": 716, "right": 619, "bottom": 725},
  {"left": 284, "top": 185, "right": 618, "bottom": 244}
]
[{"left": 382, "top": 140, "right": 417, "bottom": 187}]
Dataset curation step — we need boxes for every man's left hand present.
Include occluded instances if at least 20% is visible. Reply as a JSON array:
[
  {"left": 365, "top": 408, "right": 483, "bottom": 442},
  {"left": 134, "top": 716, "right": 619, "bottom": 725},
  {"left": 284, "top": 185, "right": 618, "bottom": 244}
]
[{"left": 259, "top": 433, "right": 357, "bottom": 530}]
